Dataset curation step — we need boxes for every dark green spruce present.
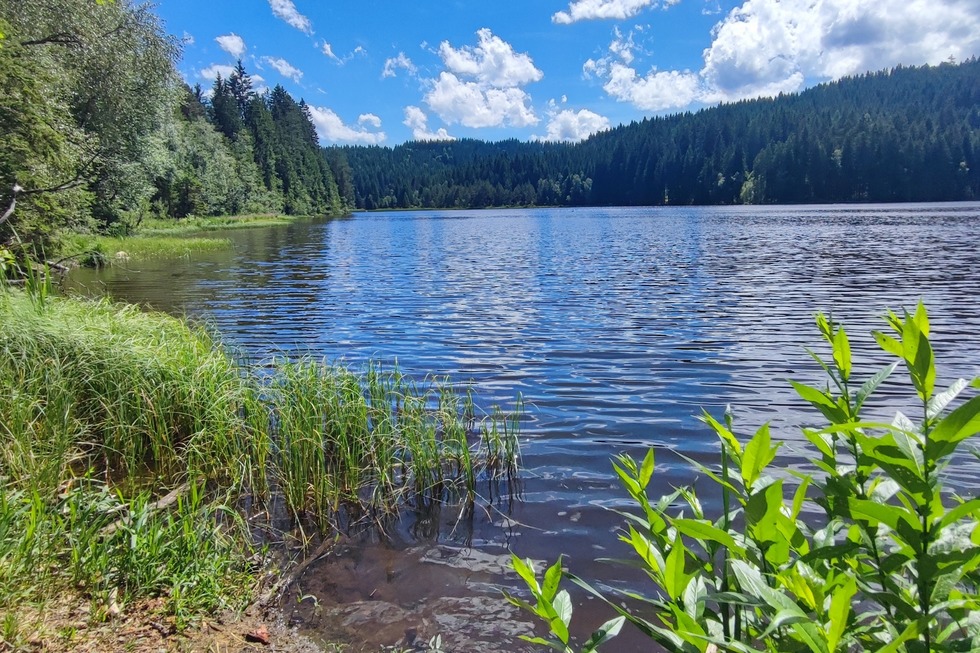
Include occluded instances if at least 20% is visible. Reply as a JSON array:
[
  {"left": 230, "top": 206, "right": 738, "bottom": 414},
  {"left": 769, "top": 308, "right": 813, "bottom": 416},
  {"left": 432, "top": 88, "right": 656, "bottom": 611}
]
[{"left": 335, "top": 58, "right": 980, "bottom": 209}]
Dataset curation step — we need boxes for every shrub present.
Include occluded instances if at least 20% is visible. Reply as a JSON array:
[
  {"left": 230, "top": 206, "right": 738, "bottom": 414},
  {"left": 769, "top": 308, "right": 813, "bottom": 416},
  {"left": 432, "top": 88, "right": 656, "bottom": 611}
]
[{"left": 509, "top": 303, "right": 980, "bottom": 652}]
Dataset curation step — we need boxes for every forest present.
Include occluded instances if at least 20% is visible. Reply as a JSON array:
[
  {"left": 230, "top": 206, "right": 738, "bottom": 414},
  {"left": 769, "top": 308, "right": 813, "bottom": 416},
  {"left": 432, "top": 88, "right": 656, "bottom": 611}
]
[
  {"left": 0, "top": 0, "right": 352, "bottom": 256},
  {"left": 338, "top": 58, "right": 980, "bottom": 209},
  {"left": 3, "top": 0, "right": 979, "bottom": 259}
]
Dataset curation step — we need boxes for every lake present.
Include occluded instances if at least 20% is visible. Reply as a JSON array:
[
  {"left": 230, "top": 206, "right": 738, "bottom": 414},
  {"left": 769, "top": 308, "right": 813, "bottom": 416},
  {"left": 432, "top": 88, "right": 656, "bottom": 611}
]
[{"left": 68, "top": 203, "right": 980, "bottom": 650}]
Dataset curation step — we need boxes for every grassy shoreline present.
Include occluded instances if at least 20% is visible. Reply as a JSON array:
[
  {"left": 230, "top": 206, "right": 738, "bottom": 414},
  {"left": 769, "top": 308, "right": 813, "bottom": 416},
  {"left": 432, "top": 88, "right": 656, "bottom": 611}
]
[
  {"left": 0, "top": 284, "right": 519, "bottom": 651},
  {"left": 53, "top": 213, "right": 310, "bottom": 266}
]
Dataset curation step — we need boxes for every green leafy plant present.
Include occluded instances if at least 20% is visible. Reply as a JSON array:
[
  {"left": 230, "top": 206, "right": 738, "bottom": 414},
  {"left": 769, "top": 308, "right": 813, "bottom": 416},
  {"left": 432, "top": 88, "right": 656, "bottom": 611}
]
[{"left": 509, "top": 303, "right": 980, "bottom": 652}]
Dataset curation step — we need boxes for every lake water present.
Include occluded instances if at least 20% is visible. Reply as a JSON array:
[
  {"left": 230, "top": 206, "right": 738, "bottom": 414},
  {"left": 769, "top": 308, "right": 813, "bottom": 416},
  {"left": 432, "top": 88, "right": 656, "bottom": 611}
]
[{"left": 69, "top": 203, "right": 980, "bottom": 650}]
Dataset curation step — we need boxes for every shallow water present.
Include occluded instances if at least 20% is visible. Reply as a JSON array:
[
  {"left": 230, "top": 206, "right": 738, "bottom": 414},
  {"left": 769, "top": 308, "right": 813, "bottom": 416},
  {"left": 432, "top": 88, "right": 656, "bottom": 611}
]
[{"left": 69, "top": 203, "right": 980, "bottom": 650}]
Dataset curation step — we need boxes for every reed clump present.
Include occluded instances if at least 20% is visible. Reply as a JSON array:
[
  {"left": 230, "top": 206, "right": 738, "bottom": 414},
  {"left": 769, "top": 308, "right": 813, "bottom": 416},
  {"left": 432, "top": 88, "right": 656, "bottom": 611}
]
[
  {"left": 57, "top": 233, "right": 232, "bottom": 266},
  {"left": 270, "top": 361, "right": 522, "bottom": 530},
  {"left": 0, "top": 283, "right": 520, "bottom": 641}
]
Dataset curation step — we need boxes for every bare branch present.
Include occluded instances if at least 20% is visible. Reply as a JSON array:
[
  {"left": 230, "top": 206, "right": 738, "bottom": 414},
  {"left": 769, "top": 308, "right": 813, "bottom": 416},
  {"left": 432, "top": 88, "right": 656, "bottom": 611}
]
[
  {"left": 0, "top": 185, "right": 23, "bottom": 227},
  {"left": 19, "top": 151, "right": 101, "bottom": 196},
  {"left": 19, "top": 32, "right": 84, "bottom": 48}
]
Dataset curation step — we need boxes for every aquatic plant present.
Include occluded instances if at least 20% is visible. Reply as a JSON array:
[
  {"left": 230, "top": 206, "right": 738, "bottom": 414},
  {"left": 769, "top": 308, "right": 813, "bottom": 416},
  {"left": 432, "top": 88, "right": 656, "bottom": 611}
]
[
  {"left": 57, "top": 233, "right": 232, "bottom": 266},
  {"left": 509, "top": 303, "right": 980, "bottom": 652},
  {"left": 0, "top": 286, "right": 521, "bottom": 639},
  {"left": 269, "top": 360, "right": 522, "bottom": 530}
]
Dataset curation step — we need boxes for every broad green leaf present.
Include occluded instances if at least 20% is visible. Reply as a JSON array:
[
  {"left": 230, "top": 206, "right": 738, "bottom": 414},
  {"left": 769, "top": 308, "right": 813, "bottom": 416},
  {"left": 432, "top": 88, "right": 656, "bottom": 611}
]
[
  {"left": 682, "top": 575, "right": 707, "bottom": 621},
  {"left": 582, "top": 616, "right": 625, "bottom": 653},
  {"left": 806, "top": 347, "right": 836, "bottom": 381},
  {"left": 730, "top": 560, "right": 781, "bottom": 607},
  {"left": 791, "top": 380, "right": 848, "bottom": 423},
  {"left": 791, "top": 380, "right": 838, "bottom": 410},
  {"left": 939, "top": 497, "right": 980, "bottom": 529},
  {"left": 869, "top": 478, "right": 900, "bottom": 504},
  {"left": 780, "top": 567, "right": 817, "bottom": 611},
  {"left": 664, "top": 533, "right": 688, "bottom": 601},
  {"left": 804, "top": 428, "right": 835, "bottom": 459},
  {"left": 826, "top": 576, "right": 856, "bottom": 651},
  {"left": 612, "top": 462, "right": 642, "bottom": 498},
  {"left": 791, "top": 621, "right": 831, "bottom": 653},
  {"left": 855, "top": 362, "right": 898, "bottom": 411},
  {"left": 639, "top": 447, "right": 655, "bottom": 488},
  {"left": 746, "top": 480, "right": 784, "bottom": 540},
  {"left": 928, "top": 394, "right": 980, "bottom": 460},
  {"left": 517, "top": 635, "right": 567, "bottom": 651},
  {"left": 927, "top": 378, "right": 970, "bottom": 420},
  {"left": 742, "top": 423, "right": 781, "bottom": 488},
  {"left": 552, "top": 589, "right": 573, "bottom": 630},
  {"left": 668, "top": 603, "right": 708, "bottom": 649},
  {"left": 542, "top": 556, "right": 563, "bottom": 602},
  {"left": 701, "top": 410, "right": 742, "bottom": 460},
  {"left": 673, "top": 518, "right": 743, "bottom": 553},
  {"left": 511, "top": 554, "right": 540, "bottom": 593},
  {"left": 873, "top": 618, "right": 921, "bottom": 653},
  {"left": 889, "top": 412, "right": 924, "bottom": 475},
  {"left": 815, "top": 312, "right": 832, "bottom": 340},
  {"left": 872, "top": 330, "right": 904, "bottom": 358},
  {"left": 914, "top": 300, "right": 930, "bottom": 336},
  {"left": 849, "top": 498, "right": 917, "bottom": 534},
  {"left": 901, "top": 312, "right": 935, "bottom": 400},
  {"left": 832, "top": 325, "right": 852, "bottom": 382},
  {"left": 624, "top": 525, "right": 665, "bottom": 573},
  {"left": 758, "top": 609, "right": 813, "bottom": 640},
  {"left": 791, "top": 475, "right": 813, "bottom": 521}
]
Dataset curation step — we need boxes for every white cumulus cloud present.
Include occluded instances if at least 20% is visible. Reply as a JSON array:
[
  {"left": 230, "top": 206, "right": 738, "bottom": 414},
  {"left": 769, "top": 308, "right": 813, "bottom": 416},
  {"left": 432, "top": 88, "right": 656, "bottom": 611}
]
[
  {"left": 269, "top": 0, "right": 312, "bottom": 34},
  {"left": 261, "top": 56, "right": 303, "bottom": 83},
  {"left": 358, "top": 113, "right": 382, "bottom": 128},
  {"left": 425, "top": 72, "right": 538, "bottom": 128},
  {"left": 383, "top": 52, "right": 417, "bottom": 78},
  {"left": 199, "top": 64, "right": 236, "bottom": 81},
  {"left": 306, "top": 106, "right": 386, "bottom": 145},
  {"left": 534, "top": 106, "right": 610, "bottom": 142},
  {"left": 438, "top": 28, "right": 543, "bottom": 87},
  {"left": 604, "top": 64, "right": 701, "bottom": 110},
  {"left": 585, "top": 0, "right": 980, "bottom": 111},
  {"left": 700, "top": 0, "right": 980, "bottom": 100},
  {"left": 423, "top": 29, "right": 542, "bottom": 129},
  {"left": 553, "top": 0, "right": 677, "bottom": 24},
  {"left": 215, "top": 33, "right": 245, "bottom": 58},
  {"left": 403, "top": 106, "right": 454, "bottom": 141}
]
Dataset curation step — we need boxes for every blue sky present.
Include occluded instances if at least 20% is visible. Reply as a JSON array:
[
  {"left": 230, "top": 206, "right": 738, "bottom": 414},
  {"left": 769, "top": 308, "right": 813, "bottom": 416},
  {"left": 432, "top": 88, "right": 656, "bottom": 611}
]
[{"left": 156, "top": 0, "right": 980, "bottom": 145}]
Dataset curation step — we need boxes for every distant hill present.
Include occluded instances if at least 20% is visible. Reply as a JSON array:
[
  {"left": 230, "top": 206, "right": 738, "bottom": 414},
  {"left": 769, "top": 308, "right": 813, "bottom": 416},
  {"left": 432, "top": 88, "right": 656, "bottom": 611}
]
[{"left": 332, "top": 58, "right": 980, "bottom": 209}]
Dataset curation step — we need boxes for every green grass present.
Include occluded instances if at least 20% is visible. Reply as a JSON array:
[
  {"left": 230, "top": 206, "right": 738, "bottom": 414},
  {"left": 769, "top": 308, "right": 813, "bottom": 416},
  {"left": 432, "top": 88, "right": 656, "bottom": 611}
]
[
  {"left": 0, "top": 284, "right": 520, "bottom": 636},
  {"left": 58, "top": 232, "right": 232, "bottom": 265},
  {"left": 53, "top": 214, "right": 304, "bottom": 266},
  {"left": 136, "top": 213, "right": 299, "bottom": 235}
]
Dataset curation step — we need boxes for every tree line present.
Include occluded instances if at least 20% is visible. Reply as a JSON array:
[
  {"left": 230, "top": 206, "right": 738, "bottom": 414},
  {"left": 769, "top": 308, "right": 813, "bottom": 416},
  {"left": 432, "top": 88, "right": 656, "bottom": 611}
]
[
  {"left": 336, "top": 58, "right": 980, "bottom": 209},
  {"left": 0, "top": 0, "right": 351, "bottom": 256}
]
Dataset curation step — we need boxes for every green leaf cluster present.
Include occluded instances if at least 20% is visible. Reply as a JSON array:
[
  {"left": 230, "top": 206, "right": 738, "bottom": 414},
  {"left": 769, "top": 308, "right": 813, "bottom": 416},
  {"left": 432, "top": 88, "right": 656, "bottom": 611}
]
[
  {"left": 509, "top": 302, "right": 980, "bottom": 652},
  {"left": 0, "top": 2, "right": 352, "bottom": 260}
]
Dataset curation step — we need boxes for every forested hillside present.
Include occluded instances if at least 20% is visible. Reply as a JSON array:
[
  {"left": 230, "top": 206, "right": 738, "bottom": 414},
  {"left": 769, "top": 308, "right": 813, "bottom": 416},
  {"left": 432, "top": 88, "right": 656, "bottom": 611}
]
[
  {"left": 0, "top": 0, "right": 351, "bottom": 256},
  {"left": 338, "top": 59, "right": 980, "bottom": 209}
]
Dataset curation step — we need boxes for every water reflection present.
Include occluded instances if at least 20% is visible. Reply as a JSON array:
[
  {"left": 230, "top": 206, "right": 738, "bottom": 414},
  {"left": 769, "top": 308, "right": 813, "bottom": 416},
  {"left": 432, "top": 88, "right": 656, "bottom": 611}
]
[{"left": 68, "top": 203, "right": 980, "bottom": 649}]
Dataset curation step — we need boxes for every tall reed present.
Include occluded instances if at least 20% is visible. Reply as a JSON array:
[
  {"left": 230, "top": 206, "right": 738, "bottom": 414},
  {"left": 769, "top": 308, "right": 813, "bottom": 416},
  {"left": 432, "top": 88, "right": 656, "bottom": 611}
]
[
  {"left": 0, "top": 285, "right": 521, "bottom": 639},
  {"left": 269, "top": 360, "right": 522, "bottom": 529}
]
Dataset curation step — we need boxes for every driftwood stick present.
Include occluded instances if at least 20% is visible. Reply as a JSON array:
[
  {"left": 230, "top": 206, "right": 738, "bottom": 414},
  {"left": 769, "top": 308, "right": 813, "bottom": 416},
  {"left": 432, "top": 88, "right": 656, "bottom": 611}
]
[{"left": 256, "top": 537, "right": 336, "bottom": 608}]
